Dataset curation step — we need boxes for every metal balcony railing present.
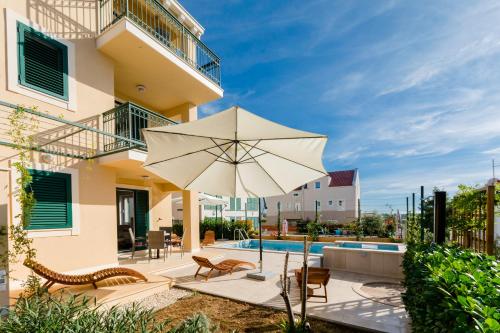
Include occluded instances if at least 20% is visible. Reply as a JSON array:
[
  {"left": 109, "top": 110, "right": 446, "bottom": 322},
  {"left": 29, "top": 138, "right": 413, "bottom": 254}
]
[
  {"left": 0, "top": 100, "right": 175, "bottom": 160},
  {"left": 99, "top": 0, "right": 221, "bottom": 86},
  {"left": 102, "top": 102, "right": 176, "bottom": 152}
]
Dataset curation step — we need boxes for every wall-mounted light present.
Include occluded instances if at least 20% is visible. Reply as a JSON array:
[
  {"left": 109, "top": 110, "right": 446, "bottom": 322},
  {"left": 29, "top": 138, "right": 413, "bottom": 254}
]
[
  {"left": 40, "top": 154, "right": 53, "bottom": 164},
  {"left": 136, "top": 84, "right": 146, "bottom": 93}
]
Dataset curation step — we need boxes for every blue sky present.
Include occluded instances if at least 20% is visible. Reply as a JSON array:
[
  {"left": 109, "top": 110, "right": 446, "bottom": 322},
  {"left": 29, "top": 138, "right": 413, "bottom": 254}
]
[{"left": 182, "top": 0, "right": 500, "bottom": 213}]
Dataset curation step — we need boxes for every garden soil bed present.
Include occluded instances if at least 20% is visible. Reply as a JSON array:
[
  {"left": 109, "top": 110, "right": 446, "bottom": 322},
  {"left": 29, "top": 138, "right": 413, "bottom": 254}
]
[{"left": 156, "top": 290, "right": 364, "bottom": 333}]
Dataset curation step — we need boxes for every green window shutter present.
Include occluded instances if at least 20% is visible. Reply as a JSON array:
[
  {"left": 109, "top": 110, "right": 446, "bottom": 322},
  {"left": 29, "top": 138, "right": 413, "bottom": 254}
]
[
  {"left": 230, "top": 198, "right": 235, "bottom": 211},
  {"left": 134, "top": 190, "right": 149, "bottom": 240},
  {"left": 27, "top": 170, "right": 72, "bottom": 230},
  {"left": 17, "top": 22, "right": 68, "bottom": 100},
  {"left": 236, "top": 198, "right": 241, "bottom": 211}
]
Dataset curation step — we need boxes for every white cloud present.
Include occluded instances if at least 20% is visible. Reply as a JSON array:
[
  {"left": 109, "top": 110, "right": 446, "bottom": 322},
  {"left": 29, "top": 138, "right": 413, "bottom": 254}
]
[{"left": 482, "top": 147, "right": 500, "bottom": 156}]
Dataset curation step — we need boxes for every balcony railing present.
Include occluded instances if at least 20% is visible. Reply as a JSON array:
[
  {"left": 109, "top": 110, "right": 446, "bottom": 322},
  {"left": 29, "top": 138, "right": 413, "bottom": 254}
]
[
  {"left": 102, "top": 102, "right": 176, "bottom": 152},
  {"left": 99, "top": 0, "right": 221, "bottom": 86}
]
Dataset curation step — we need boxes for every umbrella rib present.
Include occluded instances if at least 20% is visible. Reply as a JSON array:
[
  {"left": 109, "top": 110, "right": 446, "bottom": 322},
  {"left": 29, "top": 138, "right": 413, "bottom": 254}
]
[
  {"left": 144, "top": 141, "right": 232, "bottom": 167},
  {"left": 238, "top": 143, "right": 287, "bottom": 195},
  {"left": 145, "top": 129, "right": 230, "bottom": 141},
  {"left": 239, "top": 151, "right": 267, "bottom": 163},
  {"left": 210, "top": 138, "right": 235, "bottom": 162},
  {"left": 239, "top": 141, "right": 327, "bottom": 175},
  {"left": 240, "top": 136, "right": 327, "bottom": 141},
  {"left": 236, "top": 140, "right": 261, "bottom": 163},
  {"left": 183, "top": 141, "right": 235, "bottom": 189},
  {"left": 205, "top": 151, "right": 233, "bottom": 164}
]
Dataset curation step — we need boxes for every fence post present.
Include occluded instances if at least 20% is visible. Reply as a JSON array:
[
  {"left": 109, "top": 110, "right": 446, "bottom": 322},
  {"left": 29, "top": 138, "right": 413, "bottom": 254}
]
[
  {"left": 434, "top": 191, "right": 446, "bottom": 244},
  {"left": 486, "top": 185, "right": 495, "bottom": 255}
]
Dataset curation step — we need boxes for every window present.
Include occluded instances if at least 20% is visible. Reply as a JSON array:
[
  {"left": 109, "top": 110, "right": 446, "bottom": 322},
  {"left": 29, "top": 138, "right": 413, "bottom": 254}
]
[
  {"left": 338, "top": 200, "right": 343, "bottom": 207},
  {"left": 26, "top": 170, "right": 72, "bottom": 230},
  {"left": 328, "top": 200, "right": 333, "bottom": 206},
  {"left": 315, "top": 181, "right": 321, "bottom": 189},
  {"left": 230, "top": 197, "right": 242, "bottom": 211},
  {"left": 294, "top": 203, "right": 301, "bottom": 212},
  {"left": 293, "top": 193, "right": 299, "bottom": 197},
  {"left": 17, "top": 22, "right": 68, "bottom": 100},
  {"left": 317, "top": 201, "right": 321, "bottom": 207},
  {"left": 246, "top": 197, "right": 258, "bottom": 211}
]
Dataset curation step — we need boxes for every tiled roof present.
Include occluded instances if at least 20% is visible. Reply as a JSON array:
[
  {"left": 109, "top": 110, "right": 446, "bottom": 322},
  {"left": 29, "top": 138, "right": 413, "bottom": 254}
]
[
  {"left": 293, "top": 169, "right": 357, "bottom": 191},
  {"left": 328, "top": 169, "right": 356, "bottom": 187}
]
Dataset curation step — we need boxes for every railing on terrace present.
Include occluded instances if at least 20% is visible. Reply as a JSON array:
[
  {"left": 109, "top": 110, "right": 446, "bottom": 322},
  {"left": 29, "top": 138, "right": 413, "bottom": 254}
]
[
  {"left": 0, "top": 100, "right": 175, "bottom": 160},
  {"left": 102, "top": 102, "right": 176, "bottom": 152},
  {"left": 99, "top": 0, "right": 221, "bottom": 86}
]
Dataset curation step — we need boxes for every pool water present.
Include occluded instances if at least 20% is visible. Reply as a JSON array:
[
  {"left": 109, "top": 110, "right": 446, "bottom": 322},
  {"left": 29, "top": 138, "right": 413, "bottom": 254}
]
[{"left": 222, "top": 240, "right": 399, "bottom": 255}]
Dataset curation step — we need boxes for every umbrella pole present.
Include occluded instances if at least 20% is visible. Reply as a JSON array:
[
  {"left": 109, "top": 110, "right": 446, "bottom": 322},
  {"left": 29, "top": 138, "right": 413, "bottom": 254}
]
[{"left": 259, "top": 197, "right": 263, "bottom": 273}]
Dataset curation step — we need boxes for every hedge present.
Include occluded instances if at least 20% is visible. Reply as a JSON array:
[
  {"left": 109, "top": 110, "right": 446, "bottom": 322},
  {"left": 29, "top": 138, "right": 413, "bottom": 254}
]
[
  {"left": 402, "top": 243, "right": 499, "bottom": 332},
  {"left": 173, "top": 218, "right": 254, "bottom": 240}
]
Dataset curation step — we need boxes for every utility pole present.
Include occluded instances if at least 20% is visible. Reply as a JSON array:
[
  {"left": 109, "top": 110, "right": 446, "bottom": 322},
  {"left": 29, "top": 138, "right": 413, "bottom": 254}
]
[
  {"left": 420, "top": 186, "right": 424, "bottom": 242},
  {"left": 493, "top": 159, "right": 499, "bottom": 180}
]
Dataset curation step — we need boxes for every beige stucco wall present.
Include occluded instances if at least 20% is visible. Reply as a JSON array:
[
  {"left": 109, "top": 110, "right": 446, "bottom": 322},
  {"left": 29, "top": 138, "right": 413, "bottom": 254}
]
[{"left": 0, "top": 2, "right": 207, "bottom": 305}]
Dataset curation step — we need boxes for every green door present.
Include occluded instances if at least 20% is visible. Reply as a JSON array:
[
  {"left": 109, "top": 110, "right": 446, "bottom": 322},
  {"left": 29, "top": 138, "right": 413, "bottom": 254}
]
[{"left": 134, "top": 190, "right": 149, "bottom": 240}]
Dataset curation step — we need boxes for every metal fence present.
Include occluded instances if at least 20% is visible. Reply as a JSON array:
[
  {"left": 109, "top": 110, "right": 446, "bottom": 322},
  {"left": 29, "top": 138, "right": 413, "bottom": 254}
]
[{"left": 99, "top": 0, "right": 221, "bottom": 86}]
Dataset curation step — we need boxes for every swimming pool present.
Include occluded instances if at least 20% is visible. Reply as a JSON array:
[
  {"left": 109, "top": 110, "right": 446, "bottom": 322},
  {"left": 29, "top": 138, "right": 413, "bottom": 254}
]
[{"left": 220, "top": 239, "right": 400, "bottom": 255}]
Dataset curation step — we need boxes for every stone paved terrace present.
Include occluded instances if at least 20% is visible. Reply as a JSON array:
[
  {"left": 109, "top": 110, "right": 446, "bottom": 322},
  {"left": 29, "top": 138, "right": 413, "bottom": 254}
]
[{"left": 161, "top": 246, "right": 409, "bottom": 333}]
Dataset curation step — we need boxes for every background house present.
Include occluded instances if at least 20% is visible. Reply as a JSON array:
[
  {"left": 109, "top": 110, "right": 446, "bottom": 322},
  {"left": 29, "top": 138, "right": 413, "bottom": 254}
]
[
  {"left": 173, "top": 195, "right": 260, "bottom": 227},
  {"left": 265, "top": 169, "right": 360, "bottom": 225}
]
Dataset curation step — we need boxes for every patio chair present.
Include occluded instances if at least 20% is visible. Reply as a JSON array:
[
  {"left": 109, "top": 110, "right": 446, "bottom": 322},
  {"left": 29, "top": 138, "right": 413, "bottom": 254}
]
[
  {"left": 128, "top": 228, "right": 146, "bottom": 259},
  {"left": 201, "top": 230, "right": 215, "bottom": 246},
  {"left": 24, "top": 259, "right": 147, "bottom": 290},
  {"left": 148, "top": 230, "right": 167, "bottom": 262},
  {"left": 295, "top": 267, "right": 331, "bottom": 302},
  {"left": 192, "top": 256, "right": 256, "bottom": 281},
  {"left": 170, "top": 233, "right": 184, "bottom": 258}
]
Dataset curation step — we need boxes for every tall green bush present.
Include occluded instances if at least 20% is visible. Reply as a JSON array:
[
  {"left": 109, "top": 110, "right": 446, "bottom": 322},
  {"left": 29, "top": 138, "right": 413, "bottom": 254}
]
[{"left": 402, "top": 243, "right": 499, "bottom": 332}]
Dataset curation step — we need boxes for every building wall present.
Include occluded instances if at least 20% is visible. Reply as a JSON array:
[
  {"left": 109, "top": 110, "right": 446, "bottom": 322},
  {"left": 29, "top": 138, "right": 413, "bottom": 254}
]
[
  {"left": 0, "top": 1, "right": 199, "bottom": 292},
  {"left": 265, "top": 172, "right": 360, "bottom": 225}
]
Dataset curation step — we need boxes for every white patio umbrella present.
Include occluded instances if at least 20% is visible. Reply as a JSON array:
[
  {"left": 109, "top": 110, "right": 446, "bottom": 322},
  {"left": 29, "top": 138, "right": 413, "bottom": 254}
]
[
  {"left": 143, "top": 106, "right": 327, "bottom": 197},
  {"left": 143, "top": 106, "right": 328, "bottom": 277},
  {"left": 172, "top": 193, "right": 228, "bottom": 206}
]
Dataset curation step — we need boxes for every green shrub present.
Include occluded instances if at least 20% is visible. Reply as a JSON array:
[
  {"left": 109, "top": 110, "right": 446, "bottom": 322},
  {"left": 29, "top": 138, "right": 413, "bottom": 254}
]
[
  {"left": 306, "top": 222, "right": 322, "bottom": 241},
  {"left": 170, "top": 313, "right": 218, "bottom": 333},
  {"left": 200, "top": 218, "right": 252, "bottom": 240},
  {"left": 0, "top": 292, "right": 168, "bottom": 333},
  {"left": 360, "top": 214, "right": 383, "bottom": 236},
  {"left": 0, "top": 292, "right": 218, "bottom": 333},
  {"left": 402, "top": 243, "right": 500, "bottom": 332}
]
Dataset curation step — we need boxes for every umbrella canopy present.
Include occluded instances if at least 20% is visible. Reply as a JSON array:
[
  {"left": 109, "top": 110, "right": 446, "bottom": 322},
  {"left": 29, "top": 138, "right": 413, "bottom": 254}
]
[
  {"left": 172, "top": 193, "right": 228, "bottom": 206},
  {"left": 143, "top": 106, "right": 327, "bottom": 198}
]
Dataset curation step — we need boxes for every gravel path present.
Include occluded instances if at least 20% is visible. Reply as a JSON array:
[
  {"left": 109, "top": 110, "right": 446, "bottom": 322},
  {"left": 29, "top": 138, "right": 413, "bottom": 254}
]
[{"left": 124, "top": 287, "right": 192, "bottom": 311}]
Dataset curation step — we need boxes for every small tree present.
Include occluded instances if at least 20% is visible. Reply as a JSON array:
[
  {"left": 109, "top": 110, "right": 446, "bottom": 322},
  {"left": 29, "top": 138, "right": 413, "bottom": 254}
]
[{"left": 360, "top": 214, "right": 383, "bottom": 236}]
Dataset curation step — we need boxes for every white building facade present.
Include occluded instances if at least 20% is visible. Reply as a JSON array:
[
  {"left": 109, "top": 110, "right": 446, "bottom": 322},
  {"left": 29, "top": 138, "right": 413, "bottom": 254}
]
[{"left": 265, "top": 169, "right": 360, "bottom": 225}]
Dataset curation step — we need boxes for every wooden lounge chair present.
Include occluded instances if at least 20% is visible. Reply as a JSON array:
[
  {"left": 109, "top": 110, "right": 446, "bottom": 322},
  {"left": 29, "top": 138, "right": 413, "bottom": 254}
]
[
  {"left": 201, "top": 230, "right": 216, "bottom": 246},
  {"left": 295, "top": 267, "right": 331, "bottom": 302},
  {"left": 24, "top": 260, "right": 147, "bottom": 290},
  {"left": 192, "top": 256, "right": 256, "bottom": 281}
]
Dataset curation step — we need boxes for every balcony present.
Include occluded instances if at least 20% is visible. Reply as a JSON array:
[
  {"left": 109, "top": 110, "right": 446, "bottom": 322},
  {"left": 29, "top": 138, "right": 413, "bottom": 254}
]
[
  {"left": 97, "top": 0, "right": 223, "bottom": 110},
  {"left": 102, "top": 101, "right": 176, "bottom": 152}
]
